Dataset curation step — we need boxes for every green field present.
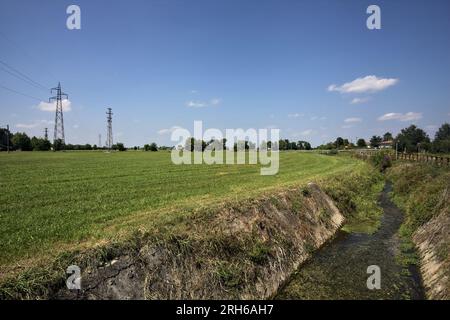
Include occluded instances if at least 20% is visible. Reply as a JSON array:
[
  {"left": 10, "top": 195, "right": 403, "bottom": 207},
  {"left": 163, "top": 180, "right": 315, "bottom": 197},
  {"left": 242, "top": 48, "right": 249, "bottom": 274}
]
[{"left": 0, "top": 151, "right": 363, "bottom": 275}]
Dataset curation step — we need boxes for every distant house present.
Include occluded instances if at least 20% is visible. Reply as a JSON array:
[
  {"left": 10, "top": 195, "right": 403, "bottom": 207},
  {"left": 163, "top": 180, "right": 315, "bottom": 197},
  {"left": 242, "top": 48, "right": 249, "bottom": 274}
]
[{"left": 379, "top": 140, "right": 393, "bottom": 149}]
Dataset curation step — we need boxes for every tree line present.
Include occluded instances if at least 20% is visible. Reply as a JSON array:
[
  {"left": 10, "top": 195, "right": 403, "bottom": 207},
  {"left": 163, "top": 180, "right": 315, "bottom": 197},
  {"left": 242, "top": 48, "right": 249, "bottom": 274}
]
[
  {"left": 180, "top": 138, "right": 312, "bottom": 151},
  {"left": 317, "top": 123, "right": 450, "bottom": 153},
  {"left": 2, "top": 123, "right": 449, "bottom": 153}
]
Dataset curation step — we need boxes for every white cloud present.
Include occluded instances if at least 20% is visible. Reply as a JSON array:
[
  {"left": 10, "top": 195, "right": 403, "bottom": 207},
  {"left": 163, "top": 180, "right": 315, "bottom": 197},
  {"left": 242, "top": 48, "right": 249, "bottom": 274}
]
[
  {"left": 210, "top": 98, "right": 221, "bottom": 106},
  {"left": 288, "top": 113, "right": 303, "bottom": 118},
  {"left": 341, "top": 125, "right": 354, "bottom": 129},
  {"left": 351, "top": 97, "right": 370, "bottom": 104},
  {"left": 344, "top": 117, "right": 362, "bottom": 123},
  {"left": 73, "top": 124, "right": 79, "bottom": 129},
  {"left": 36, "top": 99, "right": 72, "bottom": 112},
  {"left": 328, "top": 75, "right": 398, "bottom": 94},
  {"left": 16, "top": 123, "right": 39, "bottom": 129},
  {"left": 158, "top": 126, "right": 182, "bottom": 135},
  {"left": 186, "top": 101, "right": 206, "bottom": 108},
  {"left": 378, "top": 112, "right": 422, "bottom": 122},
  {"left": 186, "top": 98, "right": 221, "bottom": 108},
  {"left": 15, "top": 119, "right": 52, "bottom": 129},
  {"left": 300, "top": 129, "right": 314, "bottom": 136},
  {"left": 310, "top": 116, "right": 327, "bottom": 121}
]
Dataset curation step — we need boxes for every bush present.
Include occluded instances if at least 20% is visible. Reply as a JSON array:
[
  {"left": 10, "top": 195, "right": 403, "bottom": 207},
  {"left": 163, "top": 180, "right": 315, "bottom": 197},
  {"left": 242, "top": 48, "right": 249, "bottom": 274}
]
[{"left": 371, "top": 151, "right": 392, "bottom": 172}]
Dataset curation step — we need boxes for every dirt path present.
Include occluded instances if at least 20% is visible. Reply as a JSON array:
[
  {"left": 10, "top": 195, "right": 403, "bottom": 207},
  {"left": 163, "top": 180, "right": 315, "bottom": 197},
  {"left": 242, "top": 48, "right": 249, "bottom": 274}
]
[{"left": 276, "top": 182, "right": 425, "bottom": 299}]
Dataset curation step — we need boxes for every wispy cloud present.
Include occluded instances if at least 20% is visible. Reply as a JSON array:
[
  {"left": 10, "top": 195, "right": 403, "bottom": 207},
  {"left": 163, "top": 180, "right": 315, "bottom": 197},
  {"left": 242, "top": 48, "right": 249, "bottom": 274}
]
[
  {"left": 15, "top": 119, "right": 52, "bottom": 129},
  {"left": 328, "top": 75, "right": 398, "bottom": 94},
  {"left": 344, "top": 117, "right": 362, "bottom": 123},
  {"left": 300, "top": 129, "right": 314, "bottom": 136},
  {"left": 351, "top": 97, "right": 370, "bottom": 104},
  {"left": 378, "top": 112, "right": 422, "bottom": 122},
  {"left": 158, "top": 126, "right": 182, "bottom": 135},
  {"left": 186, "top": 98, "right": 221, "bottom": 108},
  {"left": 341, "top": 125, "right": 354, "bottom": 129},
  {"left": 210, "top": 98, "right": 221, "bottom": 106},
  {"left": 310, "top": 116, "right": 327, "bottom": 121},
  {"left": 186, "top": 101, "right": 206, "bottom": 108},
  {"left": 288, "top": 113, "right": 303, "bottom": 118},
  {"left": 36, "top": 99, "right": 72, "bottom": 112}
]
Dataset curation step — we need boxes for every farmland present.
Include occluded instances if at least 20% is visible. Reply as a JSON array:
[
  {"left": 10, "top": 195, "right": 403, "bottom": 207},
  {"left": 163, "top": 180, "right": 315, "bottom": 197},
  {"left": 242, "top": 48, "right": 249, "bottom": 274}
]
[{"left": 0, "top": 151, "right": 364, "bottom": 276}]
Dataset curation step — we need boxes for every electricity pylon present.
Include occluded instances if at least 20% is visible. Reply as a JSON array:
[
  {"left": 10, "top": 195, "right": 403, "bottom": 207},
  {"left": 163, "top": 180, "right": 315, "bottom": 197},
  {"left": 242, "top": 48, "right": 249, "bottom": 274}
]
[
  {"left": 106, "top": 108, "right": 113, "bottom": 151},
  {"left": 49, "top": 82, "right": 68, "bottom": 147}
]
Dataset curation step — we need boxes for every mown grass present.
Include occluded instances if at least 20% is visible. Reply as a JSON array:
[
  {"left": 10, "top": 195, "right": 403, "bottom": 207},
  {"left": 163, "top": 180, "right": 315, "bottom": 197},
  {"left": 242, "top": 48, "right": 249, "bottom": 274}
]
[{"left": 0, "top": 151, "right": 363, "bottom": 276}]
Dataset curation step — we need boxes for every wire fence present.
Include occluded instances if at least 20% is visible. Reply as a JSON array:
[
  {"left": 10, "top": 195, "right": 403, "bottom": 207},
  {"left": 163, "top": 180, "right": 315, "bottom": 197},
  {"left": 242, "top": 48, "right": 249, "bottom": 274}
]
[{"left": 354, "top": 149, "right": 450, "bottom": 167}]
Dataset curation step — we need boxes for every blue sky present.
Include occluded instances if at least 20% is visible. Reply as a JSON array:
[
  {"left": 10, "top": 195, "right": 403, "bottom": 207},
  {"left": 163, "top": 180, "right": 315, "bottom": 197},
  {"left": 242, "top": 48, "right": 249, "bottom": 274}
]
[{"left": 1, "top": 0, "right": 449, "bottom": 147}]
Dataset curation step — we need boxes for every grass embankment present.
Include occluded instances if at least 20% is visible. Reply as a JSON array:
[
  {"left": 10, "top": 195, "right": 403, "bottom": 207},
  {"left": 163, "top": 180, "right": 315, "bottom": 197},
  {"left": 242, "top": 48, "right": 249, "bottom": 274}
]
[
  {"left": 0, "top": 152, "right": 384, "bottom": 298},
  {"left": 386, "top": 162, "right": 450, "bottom": 268}
]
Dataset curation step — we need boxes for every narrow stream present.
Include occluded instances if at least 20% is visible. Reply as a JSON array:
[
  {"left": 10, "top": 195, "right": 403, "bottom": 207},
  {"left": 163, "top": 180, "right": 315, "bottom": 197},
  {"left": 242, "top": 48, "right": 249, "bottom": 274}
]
[{"left": 276, "top": 182, "right": 425, "bottom": 300}]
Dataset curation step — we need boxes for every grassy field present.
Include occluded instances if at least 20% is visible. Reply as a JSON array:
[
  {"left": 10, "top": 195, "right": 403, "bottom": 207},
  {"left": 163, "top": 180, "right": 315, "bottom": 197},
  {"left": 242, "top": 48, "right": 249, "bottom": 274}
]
[{"left": 0, "top": 151, "right": 364, "bottom": 275}]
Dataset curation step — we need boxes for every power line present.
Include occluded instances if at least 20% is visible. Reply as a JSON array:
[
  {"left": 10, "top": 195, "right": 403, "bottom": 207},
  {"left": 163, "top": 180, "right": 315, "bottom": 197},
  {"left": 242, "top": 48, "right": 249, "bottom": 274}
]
[
  {"left": 0, "top": 31, "right": 59, "bottom": 83},
  {"left": 0, "top": 84, "right": 45, "bottom": 101},
  {"left": 0, "top": 59, "right": 49, "bottom": 92},
  {"left": 0, "top": 64, "right": 49, "bottom": 93}
]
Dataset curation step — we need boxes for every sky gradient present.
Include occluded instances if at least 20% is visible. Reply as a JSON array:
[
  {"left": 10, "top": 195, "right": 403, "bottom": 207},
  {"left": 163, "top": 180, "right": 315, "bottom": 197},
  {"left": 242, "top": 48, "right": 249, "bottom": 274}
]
[{"left": 1, "top": 0, "right": 449, "bottom": 147}]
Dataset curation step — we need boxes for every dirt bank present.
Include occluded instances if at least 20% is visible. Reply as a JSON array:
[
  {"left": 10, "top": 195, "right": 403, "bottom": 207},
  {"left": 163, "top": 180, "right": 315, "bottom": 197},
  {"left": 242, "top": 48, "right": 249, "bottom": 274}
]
[
  {"left": 55, "top": 183, "right": 344, "bottom": 299},
  {"left": 387, "top": 162, "right": 449, "bottom": 300}
]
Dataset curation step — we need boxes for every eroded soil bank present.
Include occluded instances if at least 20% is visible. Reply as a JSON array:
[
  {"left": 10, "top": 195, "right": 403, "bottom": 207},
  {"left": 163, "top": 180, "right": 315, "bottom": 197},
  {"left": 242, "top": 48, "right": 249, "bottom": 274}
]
[
  {"left": 54, "top": 183, "right": 345, "bottom": 299},
  {"left": 276, "top": 183, "right": 425, "bottom": 300}
]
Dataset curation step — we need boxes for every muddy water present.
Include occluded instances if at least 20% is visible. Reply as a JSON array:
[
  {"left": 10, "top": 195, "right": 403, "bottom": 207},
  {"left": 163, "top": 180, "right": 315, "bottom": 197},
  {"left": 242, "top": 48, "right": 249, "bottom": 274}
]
[{"left": 276, "top": 183, "right": 425, "bottom": 300}]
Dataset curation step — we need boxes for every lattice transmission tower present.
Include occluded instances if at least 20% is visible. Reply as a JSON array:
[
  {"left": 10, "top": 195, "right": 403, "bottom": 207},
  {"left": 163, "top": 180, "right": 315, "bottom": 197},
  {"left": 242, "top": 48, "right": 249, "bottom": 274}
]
[
  {"left": 49, "top": 82, "right": 68, "bottom": 146},
  {"left": 106, "top": 108, "right": 113, "bottom": 151}
]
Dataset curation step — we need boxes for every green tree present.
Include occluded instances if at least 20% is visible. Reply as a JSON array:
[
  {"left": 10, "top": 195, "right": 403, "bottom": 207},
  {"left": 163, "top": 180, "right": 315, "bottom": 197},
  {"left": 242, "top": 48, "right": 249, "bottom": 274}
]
[
  {"left": 113, "top": 143, "right": 126, "bottom": 151},
  {"left": 383, "top": 132, "right": 393, "bottom": 141},
  {"left": 184, "top": 137, "right": 195, "bottom": 151},
  {"left": 432, "top": 123, "right": 450, "bottom": 153},
  {"left": 278, "top": 139, "right": 288, "bottom": 150},
  {"left": 369, "top": 135, "right": 382, "bottom": 148},
  {"left": 357, "top": 138, "right": 367, "bottom": 148},
  {"left": 395, "top": 125, "right": 430, "bottom": 153},
  {"left": 0, "top": 128, "right": 12, "bottom": 151},
  {"left": 53, "top": 139, "right": 65, "bottom": 151},
  {"left": 149, "top": 142, "right": 158, "bottom": 151},
  {"left": 31, "top": 136, "right": 51, "bottom": 151},
  {"left": 12, "top": 132, "right": 32, "bottom": 151},
  {"left": 335, "top": 137, "right": 344, "bottom": 149},
  {"left": 434, "top": 123, "right": 450, "bottom": 141}
]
